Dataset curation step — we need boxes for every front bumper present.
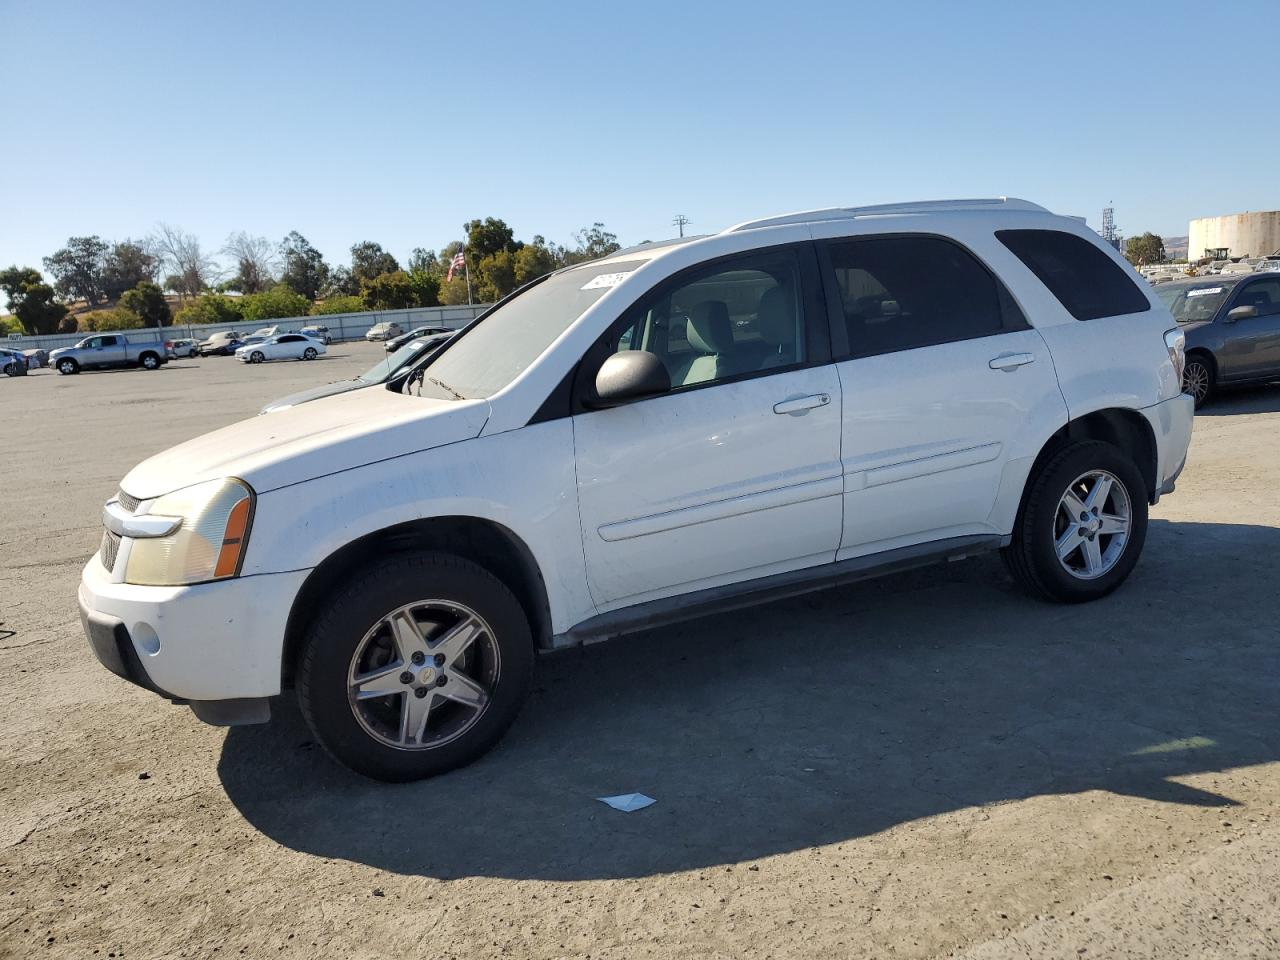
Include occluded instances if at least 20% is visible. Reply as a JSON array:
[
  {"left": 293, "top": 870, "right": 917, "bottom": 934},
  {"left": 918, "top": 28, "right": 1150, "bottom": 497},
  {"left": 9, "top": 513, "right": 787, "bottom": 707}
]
[
  {"left": 78, "top": 554, "right": 309, "bottom": 720},
  {"left": 1140, "top": 392, "right": 1195, "bottom": 502}
]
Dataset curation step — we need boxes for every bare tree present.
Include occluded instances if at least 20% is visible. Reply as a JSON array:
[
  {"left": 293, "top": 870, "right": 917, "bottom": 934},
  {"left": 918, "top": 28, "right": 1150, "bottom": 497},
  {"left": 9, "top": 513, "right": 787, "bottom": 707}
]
[
  {"left": 221, "top": 231, "right": 278, "bottom": 294},
  {"left": 148, "top": 223, "right": 220, "bottom": 300}
]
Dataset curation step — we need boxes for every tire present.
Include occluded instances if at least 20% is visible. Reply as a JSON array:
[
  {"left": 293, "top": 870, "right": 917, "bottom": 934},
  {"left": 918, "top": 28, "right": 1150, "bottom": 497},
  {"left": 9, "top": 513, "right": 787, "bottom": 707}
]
[
  {"left": 250, "top": 351, "right": 265, "bottom": 364},
  {"left": 297, "top": 551, "right": 534, "bottom": 782},
  {"left": 1002, "top": 440, "right": 1148, "bottom": 603},
  {"left": 1182, "top": 354, "right": 1213, "bottom": 409},
  {"left": 57, "top": 358, "right": 79, "bottom": 375},
  {"left": 302, "top": 347, "right": 317, "bottom": 360},
  {"left": 140, "top": 352, "right": 160, "bottom": 370},
  {"left": 189, "top": 348, "right": 199, "bottom": 358}
]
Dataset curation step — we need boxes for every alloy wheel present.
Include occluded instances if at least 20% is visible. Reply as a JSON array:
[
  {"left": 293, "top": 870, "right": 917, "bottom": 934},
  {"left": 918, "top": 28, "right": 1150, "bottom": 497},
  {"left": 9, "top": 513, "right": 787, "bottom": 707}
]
[
  {"left": 347, "top": 600, "right": 500, "bottom": 750},
  {"left": 1053, "top": 470, "right": 1131, "bottom": 580},
  {"left": 1183, "top": 361, "right": 1210, "bottom": 406}
]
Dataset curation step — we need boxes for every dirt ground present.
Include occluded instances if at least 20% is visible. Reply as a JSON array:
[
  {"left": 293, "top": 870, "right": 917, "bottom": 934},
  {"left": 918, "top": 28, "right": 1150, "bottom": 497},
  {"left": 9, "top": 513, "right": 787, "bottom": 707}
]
[{"left": 3, "top": 344, "right": 1279, "bottom": 959}]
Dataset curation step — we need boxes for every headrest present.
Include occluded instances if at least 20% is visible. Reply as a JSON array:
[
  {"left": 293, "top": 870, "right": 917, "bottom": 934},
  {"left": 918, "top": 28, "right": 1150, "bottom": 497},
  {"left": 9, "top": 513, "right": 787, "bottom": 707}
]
[
  {"left": 756, "top": 286, "right": 795, "bottom": 347},
  {"left": 687, "top": 301, "right": 734, "bottom": 354}
]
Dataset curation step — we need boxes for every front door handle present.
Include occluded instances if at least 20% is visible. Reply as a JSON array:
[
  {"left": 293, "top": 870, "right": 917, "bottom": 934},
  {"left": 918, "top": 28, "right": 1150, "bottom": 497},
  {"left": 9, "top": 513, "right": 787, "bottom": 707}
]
[
  {"left": 773, "top": 393, "right": 831, "bottom": 416},
  {"left": 989, "top": 352, "right": 1036, "bottom": 371}
]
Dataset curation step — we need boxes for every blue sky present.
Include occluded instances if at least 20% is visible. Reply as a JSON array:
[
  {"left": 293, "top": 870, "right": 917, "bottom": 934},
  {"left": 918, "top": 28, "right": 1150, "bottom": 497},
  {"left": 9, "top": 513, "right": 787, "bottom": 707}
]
[{"left": 2, "top": 0, "right": 1275, "bottom": 278}]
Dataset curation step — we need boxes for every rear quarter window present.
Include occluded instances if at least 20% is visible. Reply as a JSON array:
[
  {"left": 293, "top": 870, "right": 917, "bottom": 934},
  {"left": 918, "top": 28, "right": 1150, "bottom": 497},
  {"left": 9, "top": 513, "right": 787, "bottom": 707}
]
[{"left": 996, "top": 229, "right": 1150, "bottom": 321}]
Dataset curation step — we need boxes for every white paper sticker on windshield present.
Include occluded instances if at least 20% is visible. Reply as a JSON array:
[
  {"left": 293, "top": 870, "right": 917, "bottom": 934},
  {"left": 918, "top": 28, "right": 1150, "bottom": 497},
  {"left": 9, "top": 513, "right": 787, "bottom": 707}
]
[
  {"left": 581, "top": 271, "right": 634, "bottom": 290},
  {"left": 1187, "top": 287, "right": 1223, "bottom": 297}
]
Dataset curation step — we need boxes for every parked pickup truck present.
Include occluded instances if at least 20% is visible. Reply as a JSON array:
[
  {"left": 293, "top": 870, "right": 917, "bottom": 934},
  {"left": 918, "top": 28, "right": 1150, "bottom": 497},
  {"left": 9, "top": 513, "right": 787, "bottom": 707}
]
[{"left": 50, "top": 334, "right": 171, "bottom": 375}]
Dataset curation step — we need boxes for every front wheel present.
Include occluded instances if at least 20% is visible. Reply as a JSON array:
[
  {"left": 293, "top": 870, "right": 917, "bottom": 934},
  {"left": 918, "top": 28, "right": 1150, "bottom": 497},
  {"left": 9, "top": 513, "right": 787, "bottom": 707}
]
[
  {"left": 297, "top": 552, "right": 534, "bottom": 782},
  {"left": 1182, "top": 356, "right": 1213, "bottom": 409},
  {"left": 57, "top": 358, "right": 79, "bottom": 375},
  {"left": 302, "top": 347, "right": 317, "bottom": 360},
  {"left": 250, "top": 351, "right": 265, "bottom": 364},
  {"left": 1002, "top": 440, "right": 1148, "bottom": 603}
]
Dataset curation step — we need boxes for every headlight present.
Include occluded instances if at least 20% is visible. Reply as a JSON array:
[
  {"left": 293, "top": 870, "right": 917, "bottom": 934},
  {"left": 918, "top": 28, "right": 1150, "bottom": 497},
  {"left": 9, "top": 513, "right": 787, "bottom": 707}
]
[{"left": 125, "top": 478, "right": 255, "bottom": 586}]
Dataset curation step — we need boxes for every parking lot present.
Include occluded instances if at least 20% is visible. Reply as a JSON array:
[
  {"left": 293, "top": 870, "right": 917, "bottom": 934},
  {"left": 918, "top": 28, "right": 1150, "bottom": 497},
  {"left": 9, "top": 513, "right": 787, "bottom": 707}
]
[{"left": 3, "top": 343, "right": 1280, "bottom": 958}]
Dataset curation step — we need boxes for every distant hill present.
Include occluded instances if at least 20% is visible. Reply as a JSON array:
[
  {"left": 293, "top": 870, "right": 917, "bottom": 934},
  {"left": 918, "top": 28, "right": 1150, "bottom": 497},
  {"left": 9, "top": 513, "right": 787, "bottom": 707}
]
[{"left": 1163, "top": 236, "right": 1189, "bottom": 259}]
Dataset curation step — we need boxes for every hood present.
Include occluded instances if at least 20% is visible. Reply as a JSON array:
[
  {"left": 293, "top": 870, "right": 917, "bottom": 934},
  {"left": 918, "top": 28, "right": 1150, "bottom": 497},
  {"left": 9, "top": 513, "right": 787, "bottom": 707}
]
[
  {"left": 121, "top": 386, "right": 490, "bottom": 499},
  {"left": 1177, "top": 319, "right": 1213, "bottom": 334},
  {"left": 259, "top": 378, "right": 366, "bottom": 414}
]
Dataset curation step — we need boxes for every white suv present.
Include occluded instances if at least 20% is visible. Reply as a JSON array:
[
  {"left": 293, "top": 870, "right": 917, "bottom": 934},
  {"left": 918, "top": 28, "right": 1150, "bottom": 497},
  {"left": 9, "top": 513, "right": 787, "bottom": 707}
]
[{"left": 79, "top": 198, "right": 1194, "bottom": 781}]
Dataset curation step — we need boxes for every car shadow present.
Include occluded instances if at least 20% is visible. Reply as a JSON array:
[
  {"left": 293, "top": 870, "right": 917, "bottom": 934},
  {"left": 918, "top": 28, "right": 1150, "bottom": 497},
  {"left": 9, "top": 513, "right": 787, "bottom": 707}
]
[
  {"left": 218, "top": 518, "right": 1280, "bottom": 880},
  {"left": 1197, "top": 382, "right": 1280, "bottom": 416}
]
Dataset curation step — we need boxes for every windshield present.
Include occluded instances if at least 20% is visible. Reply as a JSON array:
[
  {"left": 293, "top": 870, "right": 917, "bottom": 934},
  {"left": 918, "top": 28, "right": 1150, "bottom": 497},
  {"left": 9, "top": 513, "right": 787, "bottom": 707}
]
[
  {"left": 418, "top": 260, "right": 645, "bottom": 399},
  {"left": 1154, "top": 281, "right": 1236, "bottom": 323},
  {"left": 358, "top": 336, "right": 446, "bottom": 383}
]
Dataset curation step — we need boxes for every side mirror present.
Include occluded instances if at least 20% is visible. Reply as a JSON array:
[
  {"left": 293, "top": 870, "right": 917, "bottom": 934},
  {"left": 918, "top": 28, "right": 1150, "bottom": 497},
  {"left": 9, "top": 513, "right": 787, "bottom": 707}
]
[
  {"left": 590, "top": 351, "right": 670, "bottom": 408},
  {"left": 1226, "top": 305, "right": 1258, "bottom": 323}
]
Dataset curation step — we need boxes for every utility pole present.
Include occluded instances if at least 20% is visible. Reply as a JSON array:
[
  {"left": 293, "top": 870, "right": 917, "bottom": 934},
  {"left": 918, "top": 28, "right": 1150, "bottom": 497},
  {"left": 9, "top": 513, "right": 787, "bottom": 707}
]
[{"left": 672, "top": 214, "right": 691, "bottom": 238}]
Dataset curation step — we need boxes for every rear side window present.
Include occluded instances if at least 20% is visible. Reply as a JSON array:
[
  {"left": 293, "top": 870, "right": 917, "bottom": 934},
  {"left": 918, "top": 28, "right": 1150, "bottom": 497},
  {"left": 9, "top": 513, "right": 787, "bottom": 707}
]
[
  {"left": 996, "top": 229, "right": 1150, "bottom": 320},
  {"left": 823, "top": 235, "right": 1025, "bottom": 358}
]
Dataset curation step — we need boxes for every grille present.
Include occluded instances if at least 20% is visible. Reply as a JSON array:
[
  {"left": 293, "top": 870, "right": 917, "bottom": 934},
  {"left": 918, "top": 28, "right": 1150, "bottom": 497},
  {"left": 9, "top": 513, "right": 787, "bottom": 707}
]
[
  {"left": 101, "top": 530, "right": 121, "bottom": 572},
  {"left": 117, "top": 489, "right": 141, "bottom": 513}
]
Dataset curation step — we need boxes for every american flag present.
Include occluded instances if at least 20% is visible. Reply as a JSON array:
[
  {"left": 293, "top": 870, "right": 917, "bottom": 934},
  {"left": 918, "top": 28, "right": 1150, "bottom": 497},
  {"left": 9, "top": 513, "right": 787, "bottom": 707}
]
[{"left": 446, "top": 251, "right": 466, "bottom": 282}]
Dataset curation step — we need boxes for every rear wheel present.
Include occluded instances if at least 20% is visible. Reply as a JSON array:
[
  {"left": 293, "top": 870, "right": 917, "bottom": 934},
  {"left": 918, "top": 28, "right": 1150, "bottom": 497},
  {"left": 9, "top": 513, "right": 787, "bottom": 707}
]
[
  {"left": 140, "top": 352, "right": 160, "bottom": 370},
  {"left": 57, "top": 358, "right": 79, "bottom": 375},
  {"left": 297, "top": 552, "right": 534, "bottom": 781},
  {"left": 1182, "top": 355, "right": 1213, "bottom": 409},
  {"left": 302, "top": 347, "right": 317, "bottom": 360},
  {"left": 1002, "top": 440, "right": 1148, "bottom": 603}
]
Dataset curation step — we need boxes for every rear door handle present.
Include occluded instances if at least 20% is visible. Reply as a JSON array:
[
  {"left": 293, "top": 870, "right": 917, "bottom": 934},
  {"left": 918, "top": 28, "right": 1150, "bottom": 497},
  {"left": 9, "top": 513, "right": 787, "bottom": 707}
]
[
  {"left": 989, "top": 352, "right": 1036, "bottom": 371},
  {"left": 773, "top": 394, "right": 831, "bottom": 415}
]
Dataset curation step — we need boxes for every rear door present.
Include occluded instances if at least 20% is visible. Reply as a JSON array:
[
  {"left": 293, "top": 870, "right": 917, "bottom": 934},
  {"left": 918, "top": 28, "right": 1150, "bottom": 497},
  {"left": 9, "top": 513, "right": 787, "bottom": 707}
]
[
  {"left": 1220, "top": 276, "right": 1280, "bottom": 380},
  {"left": 571, "top": 244, "right": 844, "bottom": 610},
  {"left": 274, "top": 334, "right": 304, "bottom": 359},
  {"left": 816, "top": 233, "right": 1063, "bottom": 557}
]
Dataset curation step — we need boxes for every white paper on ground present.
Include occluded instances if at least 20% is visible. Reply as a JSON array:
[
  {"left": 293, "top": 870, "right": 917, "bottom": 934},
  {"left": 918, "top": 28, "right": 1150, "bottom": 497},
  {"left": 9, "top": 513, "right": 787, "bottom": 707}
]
[{"left": 596, "top": 793, "right": 656, "bottom": 812}]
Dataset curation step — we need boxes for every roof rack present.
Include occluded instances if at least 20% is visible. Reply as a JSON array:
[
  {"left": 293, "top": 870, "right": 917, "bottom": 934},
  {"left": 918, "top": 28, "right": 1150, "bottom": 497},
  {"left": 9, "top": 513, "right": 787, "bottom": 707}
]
[{"left": 722, "top": 197, "right": 1049, "bottom": 234}]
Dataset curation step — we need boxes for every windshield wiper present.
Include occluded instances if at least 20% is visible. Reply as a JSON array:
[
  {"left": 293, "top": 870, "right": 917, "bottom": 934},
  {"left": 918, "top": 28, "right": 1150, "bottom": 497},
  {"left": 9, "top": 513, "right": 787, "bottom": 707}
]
[{"left": 428, "top": 376, "right": 467, "bottom": 401}]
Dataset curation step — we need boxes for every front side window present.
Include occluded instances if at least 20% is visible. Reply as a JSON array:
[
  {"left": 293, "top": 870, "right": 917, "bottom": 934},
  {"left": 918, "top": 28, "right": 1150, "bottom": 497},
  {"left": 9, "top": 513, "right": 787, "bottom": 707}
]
[
  {"left": 1234, "top": 277, "right": 1280, "bottom": 316},
  {"left": 599, "top": 250, "right": 807, "bottom": 392},
  {"left": 419, "top": 260, "right": 647, "bottom": 400},
  {"left": 824, "top": 235, "right": 1016, "bottom": 358},
  {"left": 997, "top": 229, "right": 1151, "bottom": 321}
]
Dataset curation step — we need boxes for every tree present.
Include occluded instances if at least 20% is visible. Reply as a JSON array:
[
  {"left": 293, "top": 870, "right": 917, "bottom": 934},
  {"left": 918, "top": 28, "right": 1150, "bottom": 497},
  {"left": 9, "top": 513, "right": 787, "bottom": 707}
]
[
  {"left": 1125, "top": 232, "right": 1166, "bottom": 266},
  {"left": 474, "top": 250, "right": 517, "bottom": 301},
  {"left": 310, "top": 295, "right": 368, "bottom": 316},
  {"left": 102, "top": 241, "right": 158, "bottom": 301},
  {"left": 362, "top": 271, "right": 419, "bottom": 310},
  {"left": 408, "top": 248, "right": 439, "bottom": 275},
  {"left": 0, "top": 266, "right": 69, "bottom": 334},
  {"left": 324, "top": 265, "right": 360, "bottom": 297},
  {"left": 464, "top": 217, "right": 521, "bottom": 261},
  {"left": 83, "top": 308, "right": 143, "bottom": 332},
  {"left": 240, "top": 283, "right": 310, "bottom": 321},
  {"left": 438, "top": 276, "right": 470, "bottom": 306},
  {"left": 408, "top": 270, "right": 441, "bottom": 307},
  {"left": 118, "top": 281, "right": 172, "bottom": 327},
  {"left": 174, "top": 293, "right": 244, "bottom": 326},
  {"left": 279, "top": 231, "right": 329, "bottom": 300},
  {"left": 149, "top": 224, "right": 219, "bottom": 299},
  {"left": 564, "top": 223, "right": 621, "bottom": 265},
  {"left": 514, "top": 237, "right": 560, "bottom": 287},
  {"left": 221, "top": 232, "right": 277, "bottom": 294},
  {"left": 350, "top": 241, "right": 400, "bottom": 287},
  {"left": 43, "top": 235, "right": 109, "bottom": 306}
]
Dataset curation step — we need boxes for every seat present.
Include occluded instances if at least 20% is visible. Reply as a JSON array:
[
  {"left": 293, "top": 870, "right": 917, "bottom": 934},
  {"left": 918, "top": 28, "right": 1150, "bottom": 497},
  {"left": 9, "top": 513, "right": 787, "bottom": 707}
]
[
  {"left": 676, "top": 300, "right": 737, "bottom": 386},
  {"left": 755, "top": 286, "right": 798, "bottom": 369}
]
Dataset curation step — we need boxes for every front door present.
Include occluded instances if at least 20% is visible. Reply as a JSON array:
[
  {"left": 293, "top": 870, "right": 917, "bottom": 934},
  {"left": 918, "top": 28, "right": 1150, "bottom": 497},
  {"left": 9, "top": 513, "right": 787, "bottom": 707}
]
[
  {"left": 572, "top": 246, "right": 844, "bottom": 610},
  {"left": 1220, "top": 276, "right": 1280, "bottom": 380},
  {"left": 817, "top": 234, "right": 1065, "bottom": 557}
]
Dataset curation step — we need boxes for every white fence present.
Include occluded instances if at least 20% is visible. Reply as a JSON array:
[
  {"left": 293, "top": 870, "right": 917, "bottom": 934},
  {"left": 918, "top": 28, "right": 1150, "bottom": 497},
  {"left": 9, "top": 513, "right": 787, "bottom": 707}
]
[{"left": 5, "top": 303, "right": 492, "bottom": 352}]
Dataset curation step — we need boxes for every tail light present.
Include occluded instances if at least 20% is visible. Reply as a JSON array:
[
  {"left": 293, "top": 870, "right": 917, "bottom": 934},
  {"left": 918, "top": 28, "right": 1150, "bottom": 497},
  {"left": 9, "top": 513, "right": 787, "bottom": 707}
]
[{"left": 1164, "top": 328, "right": 1186, "bottom": 383}]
